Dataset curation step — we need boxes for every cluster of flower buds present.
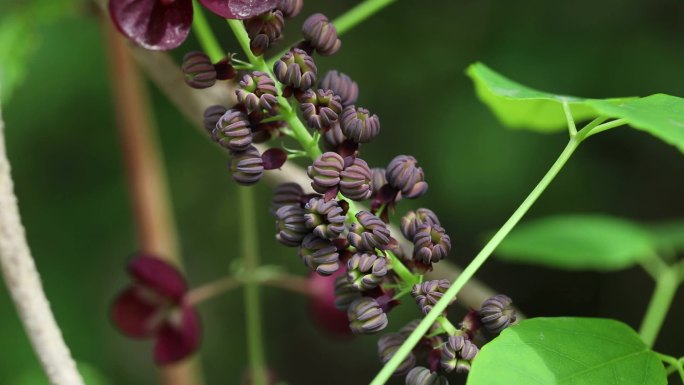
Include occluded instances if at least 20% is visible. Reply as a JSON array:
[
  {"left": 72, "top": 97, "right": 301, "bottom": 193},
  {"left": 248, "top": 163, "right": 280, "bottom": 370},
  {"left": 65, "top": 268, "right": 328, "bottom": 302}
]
[
  {"left": 374, "top": 294, "right": 518, "bottom": 383},
  {"left": 182, "top": 51, "right": 237, "bottom": 89}
]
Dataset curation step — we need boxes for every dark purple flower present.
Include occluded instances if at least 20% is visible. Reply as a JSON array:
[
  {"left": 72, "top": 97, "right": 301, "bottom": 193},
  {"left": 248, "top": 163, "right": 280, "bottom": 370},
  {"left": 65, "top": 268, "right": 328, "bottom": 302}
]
[
  {"left": 109, "top": 0, "right": 280, "bottom": 50},
  {"left": 112, "top": 255, "right": 200, "bottom": 365}
]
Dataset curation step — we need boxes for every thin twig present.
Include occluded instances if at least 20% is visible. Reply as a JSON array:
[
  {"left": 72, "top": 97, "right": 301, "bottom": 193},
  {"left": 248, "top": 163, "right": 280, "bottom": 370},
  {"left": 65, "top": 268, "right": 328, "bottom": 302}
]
[
  {"left": 0, "top": 99, "right": 85, "bottom": 385},
  {"left": 103, "top": 21, "right": 204, "bottom": 385},
  {"left": 126, "top": 45, "right": 510, "bottom": 312}
]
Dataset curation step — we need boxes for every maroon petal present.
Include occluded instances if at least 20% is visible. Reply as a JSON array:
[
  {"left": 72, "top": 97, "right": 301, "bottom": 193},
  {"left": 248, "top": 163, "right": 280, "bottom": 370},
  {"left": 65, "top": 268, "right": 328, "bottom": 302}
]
[
  {"left": 109, "top": 0, "right": 193, "bottom": 50},
  {"left": 128, "top": 255, "right": 187, "bottom": 301},
  {"left": 198, "top": 0, "right": 279, "bottom": 19},
  {"left": 112, "top": 287, "right": 161, "bottom": 339},
  {"left": 308, "top": 271, "right": 352, "bottom": 338},
  {"left": 154, "top": 306, "right": 202, "bottom": 365},
  {"left": 261, "top": 148, "right": 287, "bottom": 170}
]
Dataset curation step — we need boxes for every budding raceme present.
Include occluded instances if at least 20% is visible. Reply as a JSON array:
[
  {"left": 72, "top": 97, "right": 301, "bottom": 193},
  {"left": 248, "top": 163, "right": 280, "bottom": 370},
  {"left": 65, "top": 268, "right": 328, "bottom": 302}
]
[
  {"left": 236, "top": 71, "right": 279, "bottom": 113},
  {"left": 340, "top": 106, "right": 380, "bottom": 143},
  {"left": 244, "top": 10, "right": 285, "bottom": 55},
  {"left": 307, "top": 152, "right": 344, "bottom": 194},
  {"left": 339, "top": 157, "right": 372, "bottom": 201},
  {"left": 215, "top": 109, "right": 252, "bottom": 151},
  {"left": 480, "top": 294, "right": 517, "bottom": 334},
  {"left": 401, "top": 208, "right": 440, "bottom": 241},
  {"left": 413, "top": 223, "right": 451, "bottom": 264},
  {"left": 271, "top": 182, "right": 304, "bottom": 214},
  {"left": 275, "top": 205, "right": 308, "bottom": 247},
  {"left": 278, "top": 0, "right": 303, "bottom": 18},
  {"left": 411, "top": 279, "right": 452, "bottom": 315},
  {"left": 440, "top": 335, "right": 479, "bottom": 373},
  {"left": 182, "top": 51, "right": 216, "bottom": 89},
  {"left": 386, "top": 155, "right": 428, "bottom": 199},
  {"left": 347, "top": 297, "right": 388, "bottom": 334},
  {"left": 300, "top": 89, "right": 343, "bottom": 130},
  {"left": 273, "top": 48, "right": 317, "bottom": 90},
  {"left": 405, "top": 367, "right": 449, "bottom": 385},
  {"left": 203, "top": 105, "right": 227, "bottom": 135}
]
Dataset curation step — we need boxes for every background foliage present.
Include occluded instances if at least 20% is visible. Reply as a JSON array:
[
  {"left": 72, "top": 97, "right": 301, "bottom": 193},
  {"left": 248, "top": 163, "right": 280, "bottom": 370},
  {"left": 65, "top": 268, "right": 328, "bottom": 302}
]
[{"left": 1, "top": 0, "right": 683, "bottom": 384}]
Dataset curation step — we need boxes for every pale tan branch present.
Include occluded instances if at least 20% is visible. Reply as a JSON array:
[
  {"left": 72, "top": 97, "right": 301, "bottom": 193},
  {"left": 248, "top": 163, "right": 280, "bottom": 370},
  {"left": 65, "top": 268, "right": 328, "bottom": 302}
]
[{"left": 0, "top": 101, "right": 85, "bottom": 384}]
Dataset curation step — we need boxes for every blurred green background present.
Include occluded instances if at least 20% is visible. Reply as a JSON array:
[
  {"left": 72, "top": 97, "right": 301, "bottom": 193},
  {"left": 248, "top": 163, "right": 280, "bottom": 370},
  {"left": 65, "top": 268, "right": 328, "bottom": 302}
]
[{"left": 1, "top": 0, "right": 683, "bottom": 384}]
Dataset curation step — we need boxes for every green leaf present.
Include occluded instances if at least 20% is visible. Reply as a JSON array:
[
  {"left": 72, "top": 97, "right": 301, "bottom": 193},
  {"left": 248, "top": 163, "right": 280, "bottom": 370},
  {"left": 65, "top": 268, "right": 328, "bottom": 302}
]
[
  {"left": 466, "top": 62, "right": 632, "bottom": 132},
  {"left": 646, "top": 220, "right": 684, "bottom": 256},
  {"left": 468, "top": 318, "right": 667, "bottom": 385},
  {"left": 586, "top": 94, "right": 684, "bottom": 153},
  {"left": 495, "top": 214, "right": 655, "bottom": 270}
]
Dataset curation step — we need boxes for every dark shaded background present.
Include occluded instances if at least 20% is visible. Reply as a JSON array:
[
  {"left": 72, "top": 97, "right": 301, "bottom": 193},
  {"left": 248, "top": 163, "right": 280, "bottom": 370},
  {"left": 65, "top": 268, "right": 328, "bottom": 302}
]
[{"left": 1, "top": 0, "right": 683, "bottom": 384}]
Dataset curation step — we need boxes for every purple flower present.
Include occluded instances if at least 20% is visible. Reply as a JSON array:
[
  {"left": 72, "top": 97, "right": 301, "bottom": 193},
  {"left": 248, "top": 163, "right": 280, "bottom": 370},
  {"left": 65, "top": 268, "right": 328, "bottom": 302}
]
[
  {"left": 111, "top": 255, "right": 201, "bottom": 365},
  {"left": 109, "top": 0, "right": 280, "bottom": 50}
]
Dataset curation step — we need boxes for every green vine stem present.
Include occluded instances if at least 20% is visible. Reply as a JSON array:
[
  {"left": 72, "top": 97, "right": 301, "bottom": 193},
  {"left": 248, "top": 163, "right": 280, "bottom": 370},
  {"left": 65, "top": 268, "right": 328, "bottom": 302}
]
[
  {"left": 238, "top": 186, "right": 268, "bottom": 385},
  {"left": 266, "top": 0, "right": 398, "bottom": 68},
  {"left": 639, "top": 266, "right": 679, "bottom": 347},
  {"left": 371, "top": 135, "right": 583, "bottom": 384},
  {"left": 658, "top": 354, "right": 684, "bottom": 383}
]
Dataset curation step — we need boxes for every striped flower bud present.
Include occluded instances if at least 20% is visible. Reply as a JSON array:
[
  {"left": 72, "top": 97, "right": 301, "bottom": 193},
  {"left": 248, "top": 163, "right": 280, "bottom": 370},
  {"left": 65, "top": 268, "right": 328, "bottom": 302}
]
[
  {"left": 203, "top": 105, "right": 227, "bottom": 135},
  {"left": 300, "top": 89, "right": 342, "bottom": 130},
  {"left": 405, "top": 367, "right": 449, "bottom": 385},
  {"left": 411, "top": 279, "right": 451, "bottom": 315},
  {"left": 319, "top": 70, "right": 358, "bottom": 107},
  {"left": 214, "top": 109, "right": 252, "bottom": 151},
  {"left": 229, "top": 146, "right": 263, "bottom": 186},
  {"left": 307, "top": 152, "right": 344, "bottom": 194},
  {"left": 480, "top": 294, "right": 517, "bottom": 334},
  {"left": 401, "top": 208, "right": 440, "bottom": 241},
  {"left": 304, "top": 197, "right": 346, "bottom": 239},
  {"left": 440, "top": 335, "right": 478, "bottom": 373},
  {"left": 348, "top": 297, "right": 387, "bottom": 334},
  {"left": 340, "top": 158, "right": 372, "bottom": 201},
  {"left": 378, "top": 333, "right": 417, "bottom": 376},
  {"left": 273, "top": 48, "right": 317, "bottom": 90},
  {"left": 302, "top": 13, "right": 341, "bottom": 56},
  {"left": 386, "top": 155, "right": 428, "bottom": 199},
  {"left": 334, "top": 273, "right": 361, "bottom": 311},
  {"left": 413, "top": 224, "right": 451, "bottom": 264},
  {"left": 347, "top": 253, "right": 388, "bottom": 291},
  {"left": 340, "top": 106, "right": 380, "bottom": 143},
  {"left": 348, "top": 211, "right": 390, "bottom": 251},
  {"left": 182, "top": 51, "right": 217, "bottom": 89},
  {"left": 278, "top": 0, "right": 303, "bottom": 18},
  {"left": 271, "top": 183, "right": 304, "bottom": 214},
  {"left": 244, "top": 10, "right": 285, "bottom": 55},
  {"left": 275, "top": 205, "right": 307, "bottom": 246},
  {"left": 299, "top": 234, "right": 340, "bottom": 275},
  {"left": 236, "top": 71, "right": 279, "bottom": 113},
  {"left": 322, "top": 122, "right": 347, "bottom": 151}
]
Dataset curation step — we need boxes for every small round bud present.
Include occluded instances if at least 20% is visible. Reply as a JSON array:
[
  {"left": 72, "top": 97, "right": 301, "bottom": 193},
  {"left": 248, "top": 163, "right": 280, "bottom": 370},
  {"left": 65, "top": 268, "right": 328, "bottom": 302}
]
[
  {"left": 319, "top": 70, "right": 358, "bottom": 107},
  {"left": 347, "top": 252, "right": 388, "bottom": 291},
  {"left": 203, "top": 105, "right": 227, "bottom": 135},
  {"left": 370, "top": 168, "right": 387, "bottom": 192},
  {"left": 339, "top": 158, "right": 372, "bottom": 201},
  {"left": 229, "top": 146, "right": 263, "bottom": 185},
  {"left": 334, "top": 273, "right": 361, "bottom": 310},
  {"left": 215, "top": 109, "right": 252, "bottom": 151},
  {"left": 440, "top": 335, "right": 478, "bottom": 373},
  {"left": 278, "top": 0, "right": 303, "bottom": 18},
  {"left": 244, "top": 10, "right": 285, "bottom": 55},
  {"left": 275, "top": 205, "right": 308, "bottom": 246},
  {"left": 411, "top": 279, "right": 451, "bottom": 315},
  {"left": 300, "top": 89, "right": 343, "bottom": 130},
  {"left": 302, "top": 13, "right": 341, "bottom": 56},
  {"left": 299, "top": 234, "right": 340, "bottom": 275},
  {"left": 480, "top": 294, "right": 517, "bottom": 334},
  {"left": 459, "top": 339, "right": 479, "bottom": 361},
  {"left": 386, "top": 155, "right": 428, "bottom": 199},
  {"left": 405, "top": 367, "right": 449, "bottom": 385},
  {"left": 182, "top": 51, "right": 217, "bottom": 89},
  {"left": 340, "top": 106, "right": 380, "bottom": 143},
  {"left": 348, "top": 211, "right": 390, "bottom": 251},
  {"left": 236, "top": 71, "right": 279, "bottom": 113},
  {"left": 322, "top": 122, "right": 347, "bottom": 151},
  {"left": 273, "top": 48, "right": 317, "bottom": 90},
  {"left": 306, "top": 152, "right": 344, "bottom": 194},
  {"left": 304, "top": 197, "right": 346, "bottom": 239},
  {"left": 401, "top": 208, "right": 440, "bottom": 241},
  {"left": 377, "top": 333, "right": 417, "bottom": 376},
  {"left": 348, "top": 297, "right": 388, "bottom": 334},
  {"left": 271, "top": 183, "right": 304, "bottom": 214},
  {"left": 413, "top": 224, "right": 451, "bottom": 264}
]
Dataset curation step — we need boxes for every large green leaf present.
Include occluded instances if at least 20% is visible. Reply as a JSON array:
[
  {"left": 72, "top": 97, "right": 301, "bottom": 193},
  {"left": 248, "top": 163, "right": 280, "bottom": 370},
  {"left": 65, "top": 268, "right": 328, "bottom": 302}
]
[
  {"left": 586, "top": 95, "right": 684, "bottom": 153},
  {"left": 468, "top": 318, "right": 667, "bottom": 385},
  {"left": 495, "top": 214, "right": 655, "bottom": 270},
  {"left": 466, "top": 62, "right": 631, "bottom": 132}
]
